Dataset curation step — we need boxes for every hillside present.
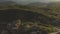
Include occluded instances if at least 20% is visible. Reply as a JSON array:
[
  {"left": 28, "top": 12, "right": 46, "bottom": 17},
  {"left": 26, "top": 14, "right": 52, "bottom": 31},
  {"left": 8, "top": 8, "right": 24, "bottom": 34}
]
[
  {"left": 0, "top": 9, "right": 58, "bottom": 34},
  {"left": 0, "top": 2, "right": 60, "bottom": 34}
]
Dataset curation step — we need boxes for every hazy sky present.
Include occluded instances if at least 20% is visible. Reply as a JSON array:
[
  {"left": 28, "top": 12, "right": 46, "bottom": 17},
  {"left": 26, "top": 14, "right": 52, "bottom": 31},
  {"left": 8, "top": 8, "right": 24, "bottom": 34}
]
[
  {"left": 12, "top": 0, "right": 60, "bottom": 2},
  {"left": 11, "top": 0, "right": 60, "bottom": 4},
  {"left": 0, "top": 0, "right": 60, "bottom": 5}
]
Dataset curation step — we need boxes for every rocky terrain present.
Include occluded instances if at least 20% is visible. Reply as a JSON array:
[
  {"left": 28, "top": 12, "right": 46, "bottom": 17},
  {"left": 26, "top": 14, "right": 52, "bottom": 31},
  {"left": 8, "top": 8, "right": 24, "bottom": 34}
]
[{"left": 0, "top": 1, "right": 60, "bottom": 34}]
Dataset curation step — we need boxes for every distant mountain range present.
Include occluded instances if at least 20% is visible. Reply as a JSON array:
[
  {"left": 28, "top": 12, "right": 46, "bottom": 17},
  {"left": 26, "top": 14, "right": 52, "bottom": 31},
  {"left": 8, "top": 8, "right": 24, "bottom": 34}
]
[
  {"left": 27, "top": 2, "right": 47, "bottom": 7},
  {"left": 0, "top": 1, "right": 60, "bottom": 11},
  {"left": 29, "top": 2, "right": 59, "bottom": 6},
  {"left": 0, "top": 1, "right": 16, "bottom": 6},
  {"left": 0, "top": 1, "right": 60, "bottom": 7}
]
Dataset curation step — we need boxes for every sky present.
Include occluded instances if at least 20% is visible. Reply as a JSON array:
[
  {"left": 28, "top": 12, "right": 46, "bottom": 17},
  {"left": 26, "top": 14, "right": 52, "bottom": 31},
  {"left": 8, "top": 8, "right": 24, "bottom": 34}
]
[
  {"left": 0, "top": 0, "right": 60, "bottom": 5},
  {"left": 12, "top": 0, "right": 60, "bottom": 3},
  {"left": 12, "top": 0, "right": 60, "bottom": 4}
]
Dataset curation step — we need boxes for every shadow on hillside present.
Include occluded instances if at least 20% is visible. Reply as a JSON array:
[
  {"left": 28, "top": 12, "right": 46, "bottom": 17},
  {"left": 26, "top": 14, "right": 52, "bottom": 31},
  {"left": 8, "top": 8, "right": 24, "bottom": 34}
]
[{"left": 0, "top": 9, "right": 60, "bottom": 34}]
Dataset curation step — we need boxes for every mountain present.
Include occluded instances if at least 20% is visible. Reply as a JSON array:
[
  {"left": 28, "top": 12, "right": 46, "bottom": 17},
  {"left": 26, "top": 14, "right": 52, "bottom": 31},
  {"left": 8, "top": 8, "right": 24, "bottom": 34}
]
[
  {"left": 27, "top": 2, "right": 48, "bottom": 7},
  {"left": 0, "top": 1, "right": 16, "bottom": 6},
  {"left": 27, "top": 2, "right": 60, "bottom": 8},
  {"left": 0, "top": 1, "right": 60, "bottom": 34},
  {"left": 26, "top": 2, "right": 57, "bottom": 8},
  {"left": 47, "top": 2, "right": 60, "bottom": 8}
]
